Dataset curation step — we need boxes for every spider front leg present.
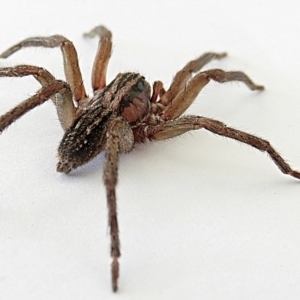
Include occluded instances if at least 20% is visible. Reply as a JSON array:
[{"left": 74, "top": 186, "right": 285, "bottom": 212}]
[
  {"left": 159, "top": 52, "right": 227, "bottom": 106},
  {"left": 104, "top": 117, "right": 134, "bottom": 292},
  {"left": 139, "top": 116, "right": 300, "bottom": 180},
  {"left": 161, "top": 69, "right": 264, "bottom": 120},
  {"left": 0, "top": 79, "right": 71, "bottom": 132},
  {"left": 84, "top": 25, "right": 112, "bottom": 92},
  {"left": 149, "top": 52, "right": 229, "bottom": 111},
  {"left": 0, "top": 33, "right": 87, "bottom": 105},
  {"left": 0, "top": 65, "right": 75, "bottom": 131}
]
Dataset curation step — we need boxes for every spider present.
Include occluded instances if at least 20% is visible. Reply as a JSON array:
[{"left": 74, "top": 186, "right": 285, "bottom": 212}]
[{"left": 0, "top": 25, "right": 299, "bottom": 292}]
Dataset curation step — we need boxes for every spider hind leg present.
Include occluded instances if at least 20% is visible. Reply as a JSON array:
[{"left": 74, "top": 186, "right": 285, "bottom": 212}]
[{"left": 140, "top": 116, "right": 300, "bottom": 180}]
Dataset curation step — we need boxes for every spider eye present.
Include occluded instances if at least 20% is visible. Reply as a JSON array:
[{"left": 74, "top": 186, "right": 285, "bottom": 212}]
[{"left": 137, "top": 80, "right": 145, "bottom": 91}]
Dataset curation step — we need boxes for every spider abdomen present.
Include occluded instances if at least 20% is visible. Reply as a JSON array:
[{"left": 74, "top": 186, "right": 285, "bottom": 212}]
[{"left": 57, "top": 106, "right": 112, "bottom": 173}]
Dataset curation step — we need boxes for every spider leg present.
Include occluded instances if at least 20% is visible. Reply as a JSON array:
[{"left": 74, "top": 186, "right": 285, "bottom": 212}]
[
  {"left": 0, "top": 80, "right": 70, "bottom": 133},
  {"left": 104, "top": 117, "right": 134, "bottom": 292},
  {"left": 160, "top": 52, "right": 227, "bottom": 106},
  {"left": 84, "top": 25, "right": 112, "bottom": 93},
  {"left": 137, "top": 116, "right": 300, "bottom": 180},
  {"left": 161, "top": 69, "right": 264, "bottom": 120},
  {"left": 0, "top": 34, "right": 87, "bottom": 104},
  {"left": 0, "top": 65, "right": 75, "bottom": 130}
]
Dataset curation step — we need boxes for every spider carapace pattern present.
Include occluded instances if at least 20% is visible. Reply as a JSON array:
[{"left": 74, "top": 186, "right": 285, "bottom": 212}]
[{"left": 0, "top": 25, "right": 299, "bottom": 292}]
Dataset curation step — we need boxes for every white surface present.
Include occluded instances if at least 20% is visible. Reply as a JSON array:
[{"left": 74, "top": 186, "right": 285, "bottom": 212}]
[{"left": 1, "top": 1, "right": 300, "bottom": 299}]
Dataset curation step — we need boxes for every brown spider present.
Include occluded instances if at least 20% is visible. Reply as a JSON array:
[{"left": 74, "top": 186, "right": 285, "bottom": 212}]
[{"left": 0, "top": 25, "right": 299, "bottom": 292}]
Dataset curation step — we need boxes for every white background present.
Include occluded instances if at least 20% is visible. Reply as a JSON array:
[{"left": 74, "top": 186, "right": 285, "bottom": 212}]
[{"left": 1, "top": 1, "right": 300, "bottom": 299}]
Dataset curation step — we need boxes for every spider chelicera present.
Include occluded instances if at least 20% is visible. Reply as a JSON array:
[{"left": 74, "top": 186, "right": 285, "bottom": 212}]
[{"left": 0, "top": 25, "right": 299, "bottom": 292}]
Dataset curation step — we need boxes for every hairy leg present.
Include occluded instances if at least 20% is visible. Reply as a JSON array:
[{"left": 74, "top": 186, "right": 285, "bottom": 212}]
[
  {"left": 161, "top": 69, "right": 264, "bottom": 120},
  {"left": 104, "top": 117, "right": 134, "bottom": 292},
  {"left": 84, "top": 25, "right": 112, "bottom": 92},
  {"left": 0, "top": 34, "right": 87, "bottom": 104},
  {"left": 0, "top": 80, "right": 71, "bottom": 133},
  {"left": 160, "top": 52, "right": 227, "bottom": 106},
  {"left": 0, "top": 66, "right": 75, "bottom": 130},
  {"left": 136, "top": 116, "right": 300, "bottom": 180}
]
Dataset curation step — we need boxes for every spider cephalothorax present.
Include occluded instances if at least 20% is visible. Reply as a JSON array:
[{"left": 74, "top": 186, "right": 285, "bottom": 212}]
[{"left": 0, "top": 25, "right": 299, "bottom": 292}]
